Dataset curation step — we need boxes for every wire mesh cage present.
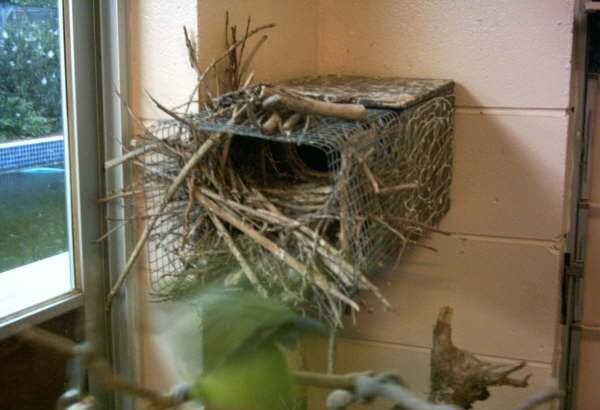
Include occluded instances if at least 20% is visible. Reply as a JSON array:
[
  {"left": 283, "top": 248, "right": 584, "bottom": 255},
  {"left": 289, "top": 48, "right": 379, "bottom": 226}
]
[{"left": 139, "top": 76, "right": 454, "bottom": 323}]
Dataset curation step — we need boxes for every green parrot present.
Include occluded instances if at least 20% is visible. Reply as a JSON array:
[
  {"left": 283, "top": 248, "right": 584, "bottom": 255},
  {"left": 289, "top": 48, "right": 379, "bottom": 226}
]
[{"left": 163, "top": 286, "right": 325, "bottom": 410}]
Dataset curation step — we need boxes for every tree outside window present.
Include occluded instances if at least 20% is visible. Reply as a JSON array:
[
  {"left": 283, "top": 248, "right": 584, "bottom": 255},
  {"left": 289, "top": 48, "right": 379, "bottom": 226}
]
[{"left": 0, "top": 0, "right": 60, "bottom": 141}]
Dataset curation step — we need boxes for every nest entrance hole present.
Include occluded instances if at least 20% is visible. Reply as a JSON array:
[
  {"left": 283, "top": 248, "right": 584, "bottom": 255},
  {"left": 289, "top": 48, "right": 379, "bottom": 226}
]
[{"left": 228, "top": 135, "right": 337, "bottom": 187}]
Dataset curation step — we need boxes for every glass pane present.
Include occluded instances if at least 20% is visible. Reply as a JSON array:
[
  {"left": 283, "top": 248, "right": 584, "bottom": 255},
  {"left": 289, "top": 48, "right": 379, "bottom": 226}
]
[{"left": 0, "top": 0, "right": 73, "bottom": 318}]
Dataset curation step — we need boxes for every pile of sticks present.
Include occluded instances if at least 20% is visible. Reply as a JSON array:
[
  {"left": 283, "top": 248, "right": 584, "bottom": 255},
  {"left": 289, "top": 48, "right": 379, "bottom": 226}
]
[
  {"left": 103, "top": 13, "right": 443, "bottom": 325},
  {"left": 210, "top": 83, "right": 368, "bottom": 135}
]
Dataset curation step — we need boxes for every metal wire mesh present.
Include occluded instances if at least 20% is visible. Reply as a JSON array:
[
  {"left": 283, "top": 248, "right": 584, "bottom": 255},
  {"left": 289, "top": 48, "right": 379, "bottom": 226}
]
[{"left": 137, "top": 86, "right": 454, "bottom": 321}]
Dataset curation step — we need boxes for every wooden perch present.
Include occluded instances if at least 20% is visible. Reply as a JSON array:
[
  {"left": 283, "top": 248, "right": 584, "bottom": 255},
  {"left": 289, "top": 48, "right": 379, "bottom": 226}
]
[
  {"left": 260, "top": 85, "right": 368, "bottom": 121},
  {"left": 429, "top": 306, "right": 530, "bottom": 409},
  {"left": 20, "top": 328, "right": 181, "bottom": 410},
  {"left": 323, "top": 373, "right": 460, "bottom": 410}
]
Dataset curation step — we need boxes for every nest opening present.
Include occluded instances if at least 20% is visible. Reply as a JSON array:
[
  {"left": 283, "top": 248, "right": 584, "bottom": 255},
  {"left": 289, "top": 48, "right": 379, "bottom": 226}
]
[{"left": 228, "top": 136, "right": 335, "bottom": 186}]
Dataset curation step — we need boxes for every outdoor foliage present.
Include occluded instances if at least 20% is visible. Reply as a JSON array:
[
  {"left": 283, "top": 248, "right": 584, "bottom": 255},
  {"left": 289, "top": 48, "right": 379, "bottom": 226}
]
[{"left": 0, "top": 1, "right": 60, "bottom": 141}]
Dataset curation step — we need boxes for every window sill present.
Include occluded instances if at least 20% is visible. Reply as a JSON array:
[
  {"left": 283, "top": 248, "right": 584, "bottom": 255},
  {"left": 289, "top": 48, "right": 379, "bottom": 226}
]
[{"left": 0, "top": 252, "right": 82, "bottom": 339}]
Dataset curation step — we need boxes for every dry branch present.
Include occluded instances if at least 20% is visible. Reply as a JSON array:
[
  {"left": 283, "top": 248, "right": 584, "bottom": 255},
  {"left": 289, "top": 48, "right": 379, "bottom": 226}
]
[
  {"left": 105, "top": 132, "right": 224, "bottom": 309},
  {"left": 261, "top": 85, "right": 368, "bottom": 121},
  {"left": 429, "top": 306, "right": 530, "bottom": 409},
  {"left": 193, "top": 190, "right": 360, "bottom": 312},
  {"left": 20, "top": 328, "right": 181, "bottom": 410},
  {"left": 208, "top": 212, "right": 267, "bottom": 296}
]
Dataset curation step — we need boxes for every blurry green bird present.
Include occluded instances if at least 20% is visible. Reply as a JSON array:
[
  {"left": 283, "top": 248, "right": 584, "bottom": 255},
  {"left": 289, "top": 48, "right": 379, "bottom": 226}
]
[{"left": 163, "top": 286, "right": 325, "bottom": 410}]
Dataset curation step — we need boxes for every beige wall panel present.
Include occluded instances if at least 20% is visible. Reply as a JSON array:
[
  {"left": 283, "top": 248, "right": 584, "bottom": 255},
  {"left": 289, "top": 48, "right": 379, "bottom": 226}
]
[
  {"left": 575, "top": 332, "right": 600, "bottom": 410},
  {"left": 581, "top": 211, "right": 600, "bottom": 323},
  {"left": 317, "top": 0, "right": 573, "bottom": 108},
  {"left": 340, "top": 237, "right": 560, "bottom": 363},
  {"left": 129, "top": 0, "right": 199, "bottom": 120},
  {"left": 303, "top": 337, "right": 554, "bottom": 410},
  {"left": 197, "top": 0, "right": 319, "bottom": 84},
  {"left": 576, "top": 88, "right": 600, "bottom": 408},
  {"left": 441, "top": 112, "right": 569, "bottom": 239}
]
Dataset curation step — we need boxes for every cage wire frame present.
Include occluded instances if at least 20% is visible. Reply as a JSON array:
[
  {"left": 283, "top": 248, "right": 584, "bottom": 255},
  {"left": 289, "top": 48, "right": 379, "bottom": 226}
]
[{"left": 139, "top": 88, "right": 454, "bottom": 319}]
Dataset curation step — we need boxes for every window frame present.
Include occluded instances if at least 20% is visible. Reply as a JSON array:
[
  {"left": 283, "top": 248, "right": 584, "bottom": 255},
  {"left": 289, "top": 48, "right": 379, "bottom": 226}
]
[
  {"left": 0, "top": 0, "right": 91, "bottom": 338},
  {"left": 0, "top": 2, "right": 137, "bottom": 408}
]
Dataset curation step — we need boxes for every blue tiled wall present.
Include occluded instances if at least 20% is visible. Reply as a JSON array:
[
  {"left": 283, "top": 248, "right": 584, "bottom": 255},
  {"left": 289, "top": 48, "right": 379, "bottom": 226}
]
[{"left": 0, "top": 138, "right": 64, "bottom": 172}]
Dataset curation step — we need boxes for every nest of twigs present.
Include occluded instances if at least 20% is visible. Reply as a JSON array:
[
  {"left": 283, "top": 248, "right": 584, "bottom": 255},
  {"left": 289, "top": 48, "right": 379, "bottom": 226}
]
[{"left": 103, "top": 14, "right": 452, "bottom": 327}]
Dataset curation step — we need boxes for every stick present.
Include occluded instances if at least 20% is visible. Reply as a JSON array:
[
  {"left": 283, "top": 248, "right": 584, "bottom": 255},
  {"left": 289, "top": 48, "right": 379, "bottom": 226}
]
[
  {"left": 183, "top": 26, "right": 200, "bottom": 73},
  {"left": 20, "top": 328, "right": 179, "bottom": 409},
  {"left": 261, "top": 111, "right": 282, "bottom": 134},
  {"left": 208, "top": 213, "right": 267, "bottom": 296},
  {"left": 282, "top": 113, "right": 303, "bottom": 134},
  {"left": 249, "top": 189, "right": 391, "bottom": 309},
  {"left": 105, "top": 144, "right": 160, "bottom": 170},
  {"left": 182, "top": 22, "right": 275, "bottom": 115},
  {"left": 238, "top": 35, "right": 268, "bottom": 82},
  {"left": 379, "top": 182, "right": 419, "bottom": 194},
  {"left": 97, "top": 190, "right": 143, "bottom": 204},
  {"left": 95, "top": 221, "right": 128, "bottom": 243},
  {"left": 105, "top": 133, "right": 224, "bottom": 309},
  {"left": 236, "top": 16, "right": 252, "bottom": 87},
  {"left": 261, "top": 86, "right": 367, "bottom": 121},
  {"left": 372, "top": 215, "right": 438, "bottom": 252},
  {"left": 193, "top": 191, "right": 360, "bottom": 311}
]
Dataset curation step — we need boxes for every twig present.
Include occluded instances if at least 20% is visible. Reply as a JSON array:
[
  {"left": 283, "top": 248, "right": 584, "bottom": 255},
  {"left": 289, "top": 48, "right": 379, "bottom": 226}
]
[
  {"left": 238, "top": 35, "right": 268, "bottom": 81},
  {"left": 97, "top": 190, "right": 143, "bottom": 204},
  {"left": 95, "top": 221, "right": 129, "bottom": 243},
  {"left": 105, "top": 144, "right": 160, "bottom": 170},
  {"left": 182, "top": 22, "right": 275, "bottom": 115},
  {"left": 429, "top": 306, "right": 530, "bottom": 408},
  {"left": 379, "top": 182, "right": 419, "bottom": 194},
  {"left": 193, "top": 190, "right": 360, "bottom": 311},
  {"left": 208, "top": 213, "right": 268, "bottom": 296},
  {"left": 371, "top": 215, "right": 438, "bottom": 252},
  {"left": 20, "top": 328, "right": 180, "bottom": 409},
  {"left": 349, "top": 148, "right": 380, "bottom": 193},
  {"left": 105, "top": 133, "right": 224, "bottom": 309},
  {"left": 236, "top": 16, "right": 252, "bottom": 87},
  {"left": 183, "top": 26, "right": 200, "bottom": 73},
  {"left": 261, "top": 85, "right": 368, "bottom": 121}
]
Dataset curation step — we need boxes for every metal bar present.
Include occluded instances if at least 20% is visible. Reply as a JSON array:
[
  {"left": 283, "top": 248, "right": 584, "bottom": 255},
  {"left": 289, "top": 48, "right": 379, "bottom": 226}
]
[
  {"left": 560, "top": 2, "right": 590, "bottom": 409},
  {"left": 98, "top": 1, "right": 138, "bottom": 410},
  {"left": 63, "top": 0, "right": 114, "bottom": 408}
]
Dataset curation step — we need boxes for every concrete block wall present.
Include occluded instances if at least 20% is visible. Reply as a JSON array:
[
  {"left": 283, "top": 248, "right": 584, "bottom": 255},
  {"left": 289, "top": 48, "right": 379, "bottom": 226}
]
[
  {"left": 575, "top": 86, "right": 600, "bottom": 409},
  {"left": 308, "top": 2, "right": 574, "bottom": 409},
  {"left": 130, "top": 1, "right": 576, "bottom": 409}
]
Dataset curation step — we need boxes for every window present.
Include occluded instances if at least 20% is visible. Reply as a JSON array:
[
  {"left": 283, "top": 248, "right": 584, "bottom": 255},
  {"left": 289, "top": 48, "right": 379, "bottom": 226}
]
[
  {"left": 0, "top": 0, "right": 74, "bottom": 324},
  {"left": 0, "top": 0, "right": 105, "bottom": 339}
]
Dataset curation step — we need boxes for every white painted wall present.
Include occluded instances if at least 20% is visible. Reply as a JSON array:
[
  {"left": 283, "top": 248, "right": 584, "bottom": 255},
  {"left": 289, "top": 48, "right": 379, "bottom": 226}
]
[{"left": 129, "top": 2, "right": 576, "bottom": 409}]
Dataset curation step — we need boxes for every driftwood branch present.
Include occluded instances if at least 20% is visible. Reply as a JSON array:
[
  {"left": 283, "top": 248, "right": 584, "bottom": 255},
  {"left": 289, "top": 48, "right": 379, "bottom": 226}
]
[
  {"left": 20, "top": 328, "right": 181, "bottom": 410},
  {"left": 429, "top": 306, "right": 530, "bottom": 409},
  {"left": 260, "top": 85, "right": 367, "bottom": 121}
]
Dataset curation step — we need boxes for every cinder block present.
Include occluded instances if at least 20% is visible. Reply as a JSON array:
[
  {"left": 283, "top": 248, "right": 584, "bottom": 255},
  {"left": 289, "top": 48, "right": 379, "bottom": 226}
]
[{"left": 340, "top": 236, "right": 561, "bottom": 363}]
